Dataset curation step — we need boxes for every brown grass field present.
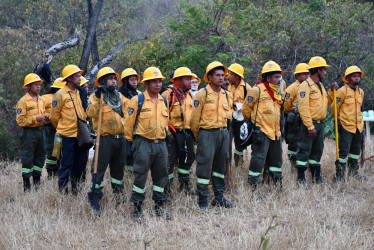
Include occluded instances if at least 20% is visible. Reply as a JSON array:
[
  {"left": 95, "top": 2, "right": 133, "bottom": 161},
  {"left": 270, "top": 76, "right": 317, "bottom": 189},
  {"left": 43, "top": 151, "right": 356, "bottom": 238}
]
[{"left": 1, "top": 138, "right": 373, "bottom": 249}]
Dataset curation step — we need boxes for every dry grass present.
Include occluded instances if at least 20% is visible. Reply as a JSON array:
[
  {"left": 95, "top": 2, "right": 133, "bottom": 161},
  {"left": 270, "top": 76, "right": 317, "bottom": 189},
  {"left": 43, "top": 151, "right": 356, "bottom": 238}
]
[{"left": 1, "top": 138, "right": 374, "bottom": 249}]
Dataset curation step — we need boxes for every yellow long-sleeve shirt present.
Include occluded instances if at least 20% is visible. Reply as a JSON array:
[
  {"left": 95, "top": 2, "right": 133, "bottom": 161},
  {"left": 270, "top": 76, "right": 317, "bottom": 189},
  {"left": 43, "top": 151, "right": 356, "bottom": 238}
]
[
  {"left": 119, "top": 90, "right": 141, "bottom": 121},
  {"left": 124, "top": 90, "right": 169, "bottom": 142},
  {"left": 242, "top": 83, "right": 282, "bottom": 140},
  {"left": 284, "top": 80, "right": 300, "bottom": 114},
  {"left": 228, "top": 79, "right": 252, "bottom": 109},
  {"left": 16, "top": 92, "right": 45, "bottom": 128},
  {"left": 50, "top": 86, "right": 87, "bottom": 138},
  {"left": 297, "top": 77, "right": 331, "bottom": 131},
  {"left": 86, "top": 94, "right": 125, "bottom": 136},
  {"left": 162, "top": 89, "right": 193, "bottom": 130},
  {"left": 190, "top": 84, "right": 232, "bottom": 140},
  {"left": 330, "top": 84, "right": 364, "bottom": 133},
  {"left": 42, "top": 93, "right": 53, "bottom": 116}
]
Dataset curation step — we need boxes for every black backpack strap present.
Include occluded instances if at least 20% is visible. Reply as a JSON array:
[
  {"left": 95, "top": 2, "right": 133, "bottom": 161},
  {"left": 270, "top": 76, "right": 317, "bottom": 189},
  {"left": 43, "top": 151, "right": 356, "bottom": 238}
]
[{"left": 133, "top": 93, "right": 144, "bottom": 139}]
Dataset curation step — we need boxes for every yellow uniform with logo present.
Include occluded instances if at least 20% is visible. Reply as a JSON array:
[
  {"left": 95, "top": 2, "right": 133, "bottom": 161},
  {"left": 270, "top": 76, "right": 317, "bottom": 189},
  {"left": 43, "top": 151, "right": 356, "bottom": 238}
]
[
  {"left": 190, "top": 84, "right": 231, "bottom": 198},
  {"left": 124, "top": 90, "right": 169, "bottom": 203},
  {"left": 16, "top": 92, "right": 46, "bottom": 179}
]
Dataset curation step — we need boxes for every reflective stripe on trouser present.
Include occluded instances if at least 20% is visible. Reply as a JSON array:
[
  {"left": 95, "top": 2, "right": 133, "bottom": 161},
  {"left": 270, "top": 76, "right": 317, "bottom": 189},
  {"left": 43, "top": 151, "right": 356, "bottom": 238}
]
[
  {"left": 90, "top": 136, "right": 126, "bottom": 196},
  {"left": 196, "top": 129, "right": 228, "bottom": 197},
  {"left": 20, "top": 128, "right": 45, "bottom": 178},
  {"left": 167, "top": 131, "right": 195, "bottom": 182},
  {"left": 338, "top": 125, "right": 362, "bottom": 167},
  {"left": 248, "top": 131, "right": 282, "bottom": 185},
  {"left": 296, "top": 122, "right": 324, "bottom": 169},
  {"left": 130, "top": 137, "right": 168, "bottom": 203}
]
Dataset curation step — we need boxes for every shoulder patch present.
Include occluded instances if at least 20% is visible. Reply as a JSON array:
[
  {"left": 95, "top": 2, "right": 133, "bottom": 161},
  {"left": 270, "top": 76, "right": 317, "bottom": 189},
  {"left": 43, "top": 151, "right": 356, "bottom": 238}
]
[
  {"left": 17, "top": 108, "right": 22, "bottom": 115},
  {"left": 247, "top": 96, "right": 254, "bottom": 103},
  {"left": 300, "top": 92, "right": 306, "bottom": 98},
  {"left": 52, "top": 100, "right": 57, "bottom": 108},
  {"left": 285, "top": 93, "right": 290, "bottom": 99},
  {"left": 128, "top": 107, "right": 134, "bottom": 116},
  {"left": 336, "top": 97, "right": 340, "bottom": 104},
  {"left": 194, "top": 100, "right": 199, "bottom": 108}
]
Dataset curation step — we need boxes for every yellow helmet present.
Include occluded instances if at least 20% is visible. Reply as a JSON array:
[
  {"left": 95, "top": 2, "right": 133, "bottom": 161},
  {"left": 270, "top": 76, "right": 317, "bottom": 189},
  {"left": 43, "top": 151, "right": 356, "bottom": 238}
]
[
  {"left": 119, "top": 68, "right": 140, "bottom": 85},
  {"left": 228, "top": 63, "right": 244, "bottom": 78},
  {"left": 204, "top": 61, "right": 228, "bottom": 83},
  {"left": 293, "top": 63, "right": 309, "bottom": 75},
  {"left": 62, "top": 65, "right": 83, "bottom": 81},
  {"left": 94, "top": 67, "right": 119, "bottom": 87},
  {"left": 170, "top": 67, "right": 195, "bottom": 82},
  {"left": 343, "top": 66, "right": 364, "bottom": 82},
  {"left": 23, "top": 73, "right": 43, "bottom": 89},
  {"left": 141, "top": 67, "right": 166, "bottom": 83},
  {"left": 259, "top": 61, "right": 284, "bottom": 78},
  {"left": 307, "top": 56, "right": 330, "bottom": 69},
  {"left": 51, "top": 77, "right": 66, "bottom": 89},
  {"left": 191, "top": 73, "right": 201, "bottom": 84},
  {"left": 80, "top": 76, "right": 89, "bottom": 86}
]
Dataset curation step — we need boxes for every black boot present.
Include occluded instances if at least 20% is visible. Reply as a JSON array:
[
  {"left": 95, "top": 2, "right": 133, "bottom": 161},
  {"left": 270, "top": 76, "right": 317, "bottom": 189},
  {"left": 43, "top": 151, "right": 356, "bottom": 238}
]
[
  {"left": 23, "top": 177, "right": 31, "bottom": 192},
  {"left": 333, "top": 162, "right": 345, "bottom": 182},
  {"left": 211, "top": 191, "right": 233, "bottom": 208},
  {"left": 297, "top": 167, "right": 309, "bottom": 186},
  {"left": 198, "top": 195, "right": 208, "bottom": 210},
  {"left": 348, "top": 160, "right": 366, "bottom": 180},
  {"left": 33, "top": 176, "right": 41, "bottom": 190},
  {"left": 234, "top": 154, "right": 240, "bottom": 167},
  {"left": 133, "top": 202, "right": 143, "bottom": 222},
  {"left": 289, "top": 156, "right": 297, "bottom": 173},
  {"left": 179, "top": 181, "right": 195, "bottom": 195},
  {"left": 155, "top": 200, "right": 172, "bottom": 220}
]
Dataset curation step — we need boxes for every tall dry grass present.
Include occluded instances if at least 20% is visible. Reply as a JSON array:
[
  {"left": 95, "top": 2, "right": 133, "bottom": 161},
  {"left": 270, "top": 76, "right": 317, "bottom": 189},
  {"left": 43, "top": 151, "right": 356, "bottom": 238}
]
[{"left": 0, "top": 138, "right": 373, "bottom": 249}]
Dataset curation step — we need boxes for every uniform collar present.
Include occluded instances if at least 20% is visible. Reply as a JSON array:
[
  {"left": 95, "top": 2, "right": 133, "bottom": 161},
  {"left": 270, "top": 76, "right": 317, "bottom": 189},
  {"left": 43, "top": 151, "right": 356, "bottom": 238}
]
[
  {"left": 345, "top": 83, "right": 358, "bottom": 92},
  {"left": 207, "top": 83, "right": 225, "bottom": 95},
  {"left": 63, "top": 85, "right": 80, "bottom": 95},
  {"left": 26, "top": 92, "right": 39, "bottom": 102},
  {"left": 144, "top": 90, "right": 163, "bottom": 101}
]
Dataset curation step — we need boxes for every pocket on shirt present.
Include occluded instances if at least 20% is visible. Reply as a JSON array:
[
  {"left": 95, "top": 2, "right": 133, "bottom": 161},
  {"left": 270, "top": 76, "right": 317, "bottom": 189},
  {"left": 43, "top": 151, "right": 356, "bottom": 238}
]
[{"left": 203, "top": 103, "right": 216, "bottom": 119}]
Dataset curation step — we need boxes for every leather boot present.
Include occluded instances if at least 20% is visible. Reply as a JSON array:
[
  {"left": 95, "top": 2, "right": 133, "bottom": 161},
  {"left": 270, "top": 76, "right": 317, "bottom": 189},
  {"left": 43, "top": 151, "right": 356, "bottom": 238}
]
[
  {"left": 33, "top": 176, "right": 41, "bottom": 190},
  {"left": 297, "top": 167, "right": 309, "bottom": 187},
  {"left": 333, "top": 161, "right": 345, "bottom": 182},
  {"left": 211, "top": 191, "right": 233, "bottom": 208},
  {"left": 348, "top": 160, "right": 366, "bottom": 180},
  {"left": 23, "top": 177, "right": 31, "bottom": 192},
  {"left": 198, "top": 195, "right": 208, "bottom": 210},
  {"left": 155, "top": 200, "right": 172, "bottom": 220},
  {"left": 133, "top": 202, "right": 143, "bottom": 222},
  {"left": 179, "top": 181, "right": 195, "bottom": 195},
  {"left": 314, "top": 166, "right": 323, "bottom": 183}
]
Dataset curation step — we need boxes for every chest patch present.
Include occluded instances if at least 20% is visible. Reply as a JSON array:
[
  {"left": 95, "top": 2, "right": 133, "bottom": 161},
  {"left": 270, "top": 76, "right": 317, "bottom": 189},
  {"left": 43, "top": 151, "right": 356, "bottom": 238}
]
[
  {"left": 247, "top": 96, "right": 254, "bottom": 103},
  {"left": 52, "top": 100, "right": 57, "bottom": 108},
  {"left": 194, "top": 100, "right": 199, "bottom": 108},
  {"left": 285, "top": 93, "right": 290, "bottom": 99},
  {"left": 300, "top": 92, "right": 306, "bottom": 98},
  {"left": 17, "top": 108, "right": 22, "bottom": 115}
]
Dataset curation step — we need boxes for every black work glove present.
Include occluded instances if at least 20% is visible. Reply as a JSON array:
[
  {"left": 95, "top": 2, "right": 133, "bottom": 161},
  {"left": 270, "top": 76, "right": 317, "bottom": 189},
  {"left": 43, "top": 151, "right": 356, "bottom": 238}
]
[{"left": 95, "top": 85, "right": 107, "bottom": 98}]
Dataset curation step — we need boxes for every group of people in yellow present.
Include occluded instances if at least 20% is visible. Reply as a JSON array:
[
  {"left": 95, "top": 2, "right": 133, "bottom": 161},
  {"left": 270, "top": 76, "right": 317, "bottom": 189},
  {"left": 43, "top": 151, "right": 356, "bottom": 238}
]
[{"left": 16, "top": 55, "right": 366, "bottom": 220}]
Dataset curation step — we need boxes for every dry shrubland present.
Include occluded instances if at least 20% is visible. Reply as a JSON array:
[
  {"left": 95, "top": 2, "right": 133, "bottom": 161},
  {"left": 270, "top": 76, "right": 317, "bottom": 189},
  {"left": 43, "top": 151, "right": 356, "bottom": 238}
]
[{"left": 1, "top": 138, "right": 373, "bottom": 249}]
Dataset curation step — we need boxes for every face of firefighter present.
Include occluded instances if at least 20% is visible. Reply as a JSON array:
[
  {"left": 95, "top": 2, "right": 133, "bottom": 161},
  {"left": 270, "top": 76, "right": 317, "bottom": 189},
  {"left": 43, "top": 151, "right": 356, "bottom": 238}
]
[
  {"left": 228, "top": 71, "right": 240, "bottom": 85},
  {"left": 178, "top": 76, "right": 192, "bottom": 90},
  {"left": 267, "top": 73, "right": 282, "bottom": 86},
  {"left": 28, "top": 81, "right": 41, "bottom": 95},
  {"left": 69, "top": 72, "right": 82, "bottom": 85},
  {"left": 296, "top": 72, "right": 309, "bottom": 83},
  {"left": 349, "top": 72, "right": 361, "bottom": 85},
  {"left": 318, "top": 68, "right": 327, "bottom": 79},
  {"left": 128, "top": 75, "right": 138, "bottom": 89},
  {"left": 191, "top": 79, "right": 199, "bottom": 91},
  {"left": 82, "top": 83, "right": 89, "bottom": 93},
  {"left": 105, "top": 75, "right": 117, "bottom": 87},
  {"left": 222, "top": 76, "right": 229, "bottom": 90},
  {"left": 208, "top": 69, "right": 225, "bottom": 87},
  {"left": 145, "top": 79, "right": 162, "bottom": 95}
]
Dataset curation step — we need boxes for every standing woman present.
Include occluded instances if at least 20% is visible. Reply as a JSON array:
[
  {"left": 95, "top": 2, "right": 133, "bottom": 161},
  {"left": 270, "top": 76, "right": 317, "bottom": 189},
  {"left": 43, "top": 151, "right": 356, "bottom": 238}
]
[
  {"left": 42, "top": 77, "right": 66, "bottom": 178},
  {"left": 118, "top": 68, "right": 141, "bottom": 172}
]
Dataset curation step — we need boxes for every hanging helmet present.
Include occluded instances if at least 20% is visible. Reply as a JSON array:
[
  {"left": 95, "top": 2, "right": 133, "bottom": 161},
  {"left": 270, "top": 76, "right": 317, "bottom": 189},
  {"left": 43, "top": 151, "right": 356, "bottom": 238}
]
[
  {"left": 204, "top": 61, "right": 228, "bottom": 83},
  {"left": 191, "top": 73, "right": 201, "bottom": 84},
  {"left": 23, "top": 73, "right": 43, "bottom": 89},
  {"left": 62, "top": 65, "right": 83, "bottom": 81},
  {"left": 119, "top": 68, "right": 140, "bottom": 85},
  {"left": 80, "top": 76, "right": 89, "bottom": 86},
  {"left": 141, "top": 67, "right": 166, "bottom": 83},
  {"left": 51, "top": 77, "right": 66, "bottom": 89},
  {"left": 94, "top": 67, "right": 119, "bottom": 87},
  {"left": 259, "top": 61, "right": 284, "bottom": 78},
  {"left": 228, "top": 63, "right": 244, "bottom": 78},
  {"left": 342, "top": 66, "right": 364, "bottom": 82},
  {"left": 170, "top": 67, "right": 195, "bottom": 82},
  {"left": 293, "top": 63, "right": 309, "bottom": 75},
  {"left": 307, "top": 56, "right": 330, "bottom": 69}
]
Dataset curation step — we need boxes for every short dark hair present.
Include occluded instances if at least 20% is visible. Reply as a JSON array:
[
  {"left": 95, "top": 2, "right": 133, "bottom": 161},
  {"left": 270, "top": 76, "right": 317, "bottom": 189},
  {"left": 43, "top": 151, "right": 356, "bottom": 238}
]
[{"left": 309, "top": 67, "right": 324, "bottom": 76}]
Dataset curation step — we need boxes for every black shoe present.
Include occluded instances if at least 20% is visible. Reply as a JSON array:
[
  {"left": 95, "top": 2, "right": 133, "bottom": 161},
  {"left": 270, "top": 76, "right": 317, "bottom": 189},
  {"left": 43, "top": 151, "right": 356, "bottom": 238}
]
[
  {"left": 198, "top": 195, "right": 208, "bottom": 210},
  {"left": 211, "top": 197, "right": 233, "bottom": 208},
  {"left": 179, "top": 181, "right": 195, "bottom": 195},
  {"left": 23, "top": 177, "right": 31, "bottom": 192},
  {"left": 155, "top": 200, "right": 172, "bottom": 220},
  {"left": 133, "top": 202, "right": 143, "bottom": 222},
  {"left": 33, "top": 176, "right": 41, "bottom": 190}
]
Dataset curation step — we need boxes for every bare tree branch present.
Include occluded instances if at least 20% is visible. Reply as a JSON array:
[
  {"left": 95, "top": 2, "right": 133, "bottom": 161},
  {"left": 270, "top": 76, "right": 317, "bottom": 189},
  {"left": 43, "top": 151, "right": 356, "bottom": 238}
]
[{"left": 85, "top": 36, "right": 148, "bottom": 83}]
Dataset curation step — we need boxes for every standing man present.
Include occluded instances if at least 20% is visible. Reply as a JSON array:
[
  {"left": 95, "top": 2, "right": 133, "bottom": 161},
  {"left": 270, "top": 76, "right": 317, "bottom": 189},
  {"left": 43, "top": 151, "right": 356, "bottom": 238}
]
[
  {"left": 190, "top": 61, "right": 233, "bottom": 210},
  {"left": 16, "top": 73, "right": 46, "bottom": 192},
  {"left": 86, "top": 67, "right": 126, "bottom": 204},
  {"left": 296, "top": 56, "right": 333, "bottom": 184},
  {"left": 227, "top": 63, "right": 251, "bottom": 166},
  {"left": 190, "top": 74, "right": 200, "bottom": 97},
  {"left": 50, "top": 65, "right": 87, "bottom": 194},
  {"left": 124, "top": 67, "right": 171, "bottom": 220},
  {"left": 162, "top": 67, "right": 195, "bottom": 195},
  {"left": 284, "top": 63, "right": 309, "bottom": 170},
  {"left": 42, "top": 77, "right": 66, "bottom": 178},
  {"left": 242, "top": 61, "right": 284, "bottom": 191},
  {"left": 331, "top": 66, "right": 365, "bottom": 181}
]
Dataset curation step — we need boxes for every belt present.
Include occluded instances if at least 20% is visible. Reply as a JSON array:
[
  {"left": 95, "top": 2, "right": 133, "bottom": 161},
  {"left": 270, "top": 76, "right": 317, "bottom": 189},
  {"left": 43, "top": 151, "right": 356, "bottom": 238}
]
[
  {"left": 313, "top": 120, "right": 324, "bottom": 124},
  {"left": 103, "top": 134, "right": 124, "bottom": 139},
  {"left": 23, "top": 127, "right": 43, "bottom": 131},
  {"left": 175, "top": 129, "right": 192, "bottom": 133},
  {"left": 200, "top": 128, "right": 227, "bottom": 132},
  {"left": 136, "top": 136, "right": 165, "bottom": 144},
  {"left": 43, "top": 123, "right": 53, "bottom": 127}
]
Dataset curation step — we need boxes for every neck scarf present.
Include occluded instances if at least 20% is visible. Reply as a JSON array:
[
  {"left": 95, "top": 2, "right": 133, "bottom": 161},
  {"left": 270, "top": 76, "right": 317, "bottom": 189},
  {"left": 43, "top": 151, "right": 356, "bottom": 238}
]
[
  {"left": 100, "top": 75, "right": 124, "bottom": 117},
  {"left": 256, "top": 81, "right": 283, "bottom": 104},
  {"left": 172, "top": 79, "right": 190, "bottom": 102}
]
